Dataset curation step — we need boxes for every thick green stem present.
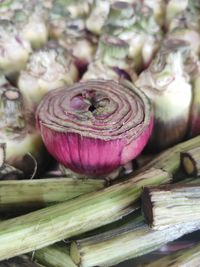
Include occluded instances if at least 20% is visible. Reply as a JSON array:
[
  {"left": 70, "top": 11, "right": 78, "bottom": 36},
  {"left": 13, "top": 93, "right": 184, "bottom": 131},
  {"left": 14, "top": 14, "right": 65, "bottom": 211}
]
[
  {"left": 142, "top": 182, "right": 200, "bottom": 229},
  {"left": 181, "top": 146, "right": 200, "bottom": 176},
  {"left": 33, "top": 244, "right": 77, "bottom": 267},
  {"left": 70, "top": 216, "right": 200, "bottom": 267},
  {"left": 0, "top": 178, "right": 105, "bottom": 213},
  {"left": 0, "top": 168, "right": 170, "bottom": 260},
  {"left": 137, "top": 136, "right": 200, "bottom": 174},
  {"left": 142, "top": 242, "right": 200, "bottom": 267}
]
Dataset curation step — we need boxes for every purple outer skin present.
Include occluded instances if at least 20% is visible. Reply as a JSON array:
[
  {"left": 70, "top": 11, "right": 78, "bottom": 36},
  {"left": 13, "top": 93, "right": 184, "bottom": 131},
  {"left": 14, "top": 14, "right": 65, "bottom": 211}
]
[
  {"left": 39, "top": 117, "right": 153, "bottom": 176},
  {"left": 36, "top": 80, "right": 153, "bottom": 176}
]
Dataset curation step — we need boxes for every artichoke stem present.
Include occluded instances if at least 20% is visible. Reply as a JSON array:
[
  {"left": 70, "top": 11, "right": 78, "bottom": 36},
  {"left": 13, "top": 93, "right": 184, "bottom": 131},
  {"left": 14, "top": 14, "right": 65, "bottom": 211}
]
[
  {"left": 136, "top": 136, "right": 200, "bottom": 175},
  {"left": 0, "top": 178, "right": 105, "bottom": 214},
  {"left": 142, "top": 181, "right": 200, "bottom": 230},
  {"left": 181, "top": 147, "right": 200, "bottom": 176},
  {"left": 70, "top": 214, "right": 200, "bottom": 267},
  {"left": 0, "top": 168, "right": 170, "bottom": 260}
]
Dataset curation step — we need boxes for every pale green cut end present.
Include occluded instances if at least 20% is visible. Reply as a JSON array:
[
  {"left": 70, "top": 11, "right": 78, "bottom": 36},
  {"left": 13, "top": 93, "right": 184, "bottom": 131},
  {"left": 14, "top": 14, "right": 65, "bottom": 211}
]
[{"left": 70, "top": 241, "right": 81, "bottom": 266}]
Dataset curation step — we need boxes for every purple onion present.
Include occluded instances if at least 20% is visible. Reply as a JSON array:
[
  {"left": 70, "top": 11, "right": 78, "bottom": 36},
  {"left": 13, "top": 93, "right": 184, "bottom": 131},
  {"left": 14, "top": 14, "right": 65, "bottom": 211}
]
[{"left": 36, "top": 80, "right": 153, "bottom": 176}]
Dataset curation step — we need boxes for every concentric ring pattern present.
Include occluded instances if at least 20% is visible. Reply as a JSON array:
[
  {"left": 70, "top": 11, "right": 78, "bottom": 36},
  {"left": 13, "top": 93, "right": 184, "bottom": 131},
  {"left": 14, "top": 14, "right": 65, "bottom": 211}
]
[{"left": 36, "top": 80, "right": 153, "bottom": 175}]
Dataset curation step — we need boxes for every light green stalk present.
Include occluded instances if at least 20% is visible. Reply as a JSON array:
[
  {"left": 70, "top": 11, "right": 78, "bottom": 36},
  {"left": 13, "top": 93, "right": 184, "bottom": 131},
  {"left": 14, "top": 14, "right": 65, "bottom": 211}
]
[
  {"left": 137, "top": 135, "right": 200, "bottom": 174},
  {"left": 34, "top": 244, "right": 77, "bottom": 267},
  {"left": 0, "top": 178, "right": 105, "bottom": 212},
  {"left": 181, "top": 146, "right": 200, "bottom": 176},
  {"left": 70, "top": 215, "right": 200, "bottom": 267},
  {"left": 0, "top": 168, "right": 170, "bottom": 260}
]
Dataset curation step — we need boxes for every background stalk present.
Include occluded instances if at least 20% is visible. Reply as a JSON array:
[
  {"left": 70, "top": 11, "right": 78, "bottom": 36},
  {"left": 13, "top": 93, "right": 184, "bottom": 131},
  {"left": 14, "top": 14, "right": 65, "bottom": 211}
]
[
  {"left": 141, "top": 242, "right": 200, "bottom": 267},
  {"left": 142, "top": 183, "right": 200, "bottom": 229},
  {"left": 0, "top": 168, "right": 170, "bottom": 260},
  {"left": 181, "top": 147, "right": 200, "bottom": 176},
  {"left": 0, "top": 178, "right": 105, "bottom": 213},
  {"left": 70, "top": 216, "right": 200, "bottom": 267},
  {"left": 33, "top": 244, "right": 76, "bottom": 267}
]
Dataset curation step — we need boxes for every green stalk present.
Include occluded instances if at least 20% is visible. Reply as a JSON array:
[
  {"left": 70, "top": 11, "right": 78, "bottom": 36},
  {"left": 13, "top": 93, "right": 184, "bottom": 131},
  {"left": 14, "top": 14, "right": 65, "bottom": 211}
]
[
  {"left": 70, "top": 216, "right": 200, "bottom": 267},
  {"left": 33, "top": 244, "right": 76, "bottom": 267},
  {"left": 0, "top": 168, "right": 170, "bottom": 260},
  {"left": 0, "top": 178, "right": 106, "bottom": 213},
  {"left": 142, "top": 242, "right": 200, "bottom": 267},
  {"left": 137, "top": 135, "right": 200, "bottom": 174},
  {"left": 181, "top": 146, "right": 200, "bottom": 176},
  {"left": 142, "top": 182, "right": 200, "bottom": 230}
]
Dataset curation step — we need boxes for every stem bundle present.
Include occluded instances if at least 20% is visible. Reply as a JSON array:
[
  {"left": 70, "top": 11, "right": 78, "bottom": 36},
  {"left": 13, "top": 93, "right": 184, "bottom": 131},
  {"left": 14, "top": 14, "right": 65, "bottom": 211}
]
[
  {"left": 70, "top": 216, "right": 200, "bottom": 267},
  {"left": 0, "top": 168, "right": 170, "bottom": 260}
]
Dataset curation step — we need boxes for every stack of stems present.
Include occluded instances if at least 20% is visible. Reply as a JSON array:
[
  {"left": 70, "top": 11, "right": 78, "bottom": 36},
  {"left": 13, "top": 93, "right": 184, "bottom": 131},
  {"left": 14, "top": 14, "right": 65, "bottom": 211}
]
[
  {"left": 69, "top": 216, "right": 200, "bottom": 267},
  {"left": 142, "top": 182, "right": 200, "bottom": 230},
  {"left": 0, "top": 136, "right": 199, "bottom": 264},
  {"left": 0, "top": 168, "right": 170, "bottom": 260}
]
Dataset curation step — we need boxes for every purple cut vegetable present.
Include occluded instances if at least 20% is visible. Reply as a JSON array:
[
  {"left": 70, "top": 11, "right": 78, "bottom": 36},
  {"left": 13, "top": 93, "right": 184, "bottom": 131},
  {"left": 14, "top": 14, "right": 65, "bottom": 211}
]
[{"left": 36, "top": 80, "right": 153, "bottom": 176}]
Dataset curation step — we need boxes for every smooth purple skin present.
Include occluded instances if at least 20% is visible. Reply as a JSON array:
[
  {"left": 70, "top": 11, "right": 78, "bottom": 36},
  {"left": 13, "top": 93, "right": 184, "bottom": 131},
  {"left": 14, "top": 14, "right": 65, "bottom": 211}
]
[
  {"left": 39, "top": 117, "right": 153, "bottom": 176},
  {"left": 121, "top": 117, "right": 154, "bottom": 164},
  {"left": 40, "top": 124, "right": 124, "bottom": 175}
]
